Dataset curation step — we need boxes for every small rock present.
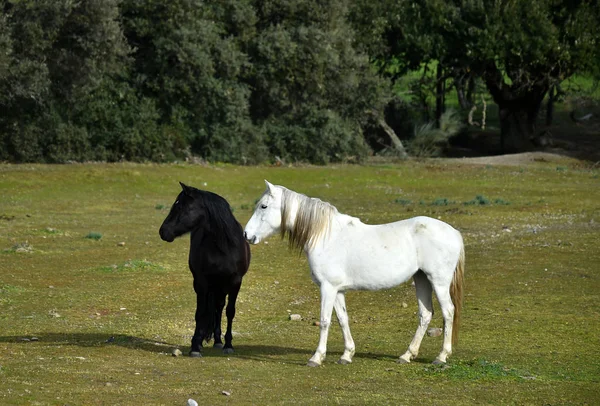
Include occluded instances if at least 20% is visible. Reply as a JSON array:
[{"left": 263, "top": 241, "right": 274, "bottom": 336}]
[
  {"left": 401, "top": 302, "right": 408, "bottom": 308},
  {"left": 221, "top": 391, "right": 231, "bottom": 397},
  {"left": 105, "top": 382, "right": 113, "bottom": 387},
  {"left": 289, "top": 314, "right": 302, "bottom": 321},
  {"left": 30, "top": 337, "right": 39, "bottom": 341},
  {"left": 172, "top": 348, "right": 183, "bottom": 357},
  {"left": 20, "top": 338, "right": 30, "bottom": 342},
  {"left": 313, "top": 321, "right": 320, "bottom": 327},
  {"left": 117, "top": 242, "right": 126, "bottom": 247},
  {"left": 14, "top": 242, "right": 34, "bottom": 253},
  {"left": 427, "top": 327, "right": 443, "bottom": 337},
  {"left": 187, "top": 399, "right": 198, "bottom": 406}
]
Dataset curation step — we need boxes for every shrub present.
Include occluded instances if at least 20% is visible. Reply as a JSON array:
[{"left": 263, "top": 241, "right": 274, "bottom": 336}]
[{"left": 407, "top": 110, "right": 464, "bottom": 157}]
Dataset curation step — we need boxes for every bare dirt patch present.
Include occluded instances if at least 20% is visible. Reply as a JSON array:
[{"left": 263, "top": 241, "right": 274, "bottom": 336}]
[{"left": 452, "top": 152, "right": 583, "bottom": 166}]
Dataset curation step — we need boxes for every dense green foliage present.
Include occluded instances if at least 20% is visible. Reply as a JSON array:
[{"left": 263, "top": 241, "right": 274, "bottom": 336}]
[
  {"left": 0, "top": 0, "right": 598, "bottom": 162},
  {"left": 350, "top": 0, "right": 600, "bottom": 151},
  {"left": 0, "top": 0, "right": 386, "bottom": 163}
]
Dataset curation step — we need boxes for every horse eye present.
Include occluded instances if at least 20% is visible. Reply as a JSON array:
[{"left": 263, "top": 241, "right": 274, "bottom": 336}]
[{"left": 260, "top": 204, "right": 267, "bottom": 209}]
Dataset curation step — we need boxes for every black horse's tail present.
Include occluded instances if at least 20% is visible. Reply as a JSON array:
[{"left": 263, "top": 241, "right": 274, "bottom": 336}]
[{"left": 201, "top": 290, "right": 217, "bottom": 343}]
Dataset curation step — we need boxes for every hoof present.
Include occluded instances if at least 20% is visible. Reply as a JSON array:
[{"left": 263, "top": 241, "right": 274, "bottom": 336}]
[
  {"left": 337, "top": 359, "right": 351, "bottom": 365},
  {"left": 306, "top": 360, "right": 321, "bottom": 367},
  {"left": 222, "top": 347, "right": 234, "bottom": 355},
  {"left": 432, "top": 359, "right": 446, "bottom": 366},
  {"left": 213, "top": 343, "right": 224, "bottom": 349},
  {"left": 189, "top": 351, "right": 202, "bottom": 358},
  {"left": 396, "top": 358, "right": 410, "bottom": 364}
]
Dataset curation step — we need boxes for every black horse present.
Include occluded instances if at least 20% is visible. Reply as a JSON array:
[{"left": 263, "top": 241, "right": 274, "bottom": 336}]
[{"left": 159, "top": 182, "right": 250, "bottom": 357}]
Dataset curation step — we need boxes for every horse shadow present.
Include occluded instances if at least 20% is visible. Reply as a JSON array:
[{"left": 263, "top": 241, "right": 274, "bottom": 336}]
[
  {"left": 0, "top": 333, "right": 410, "bottom": 364},
  {"left": 0, "top": 333, "right": 179, "bottom": 354}
]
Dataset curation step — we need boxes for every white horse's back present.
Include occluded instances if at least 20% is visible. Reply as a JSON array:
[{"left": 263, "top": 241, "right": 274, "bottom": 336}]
[{"left": 309, "top": 215, "right": 462, "bottom": 291}]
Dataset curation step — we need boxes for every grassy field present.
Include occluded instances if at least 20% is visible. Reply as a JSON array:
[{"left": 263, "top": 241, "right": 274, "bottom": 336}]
[{"left": 0, "top": 159, "right": 599, "bottom": 405}]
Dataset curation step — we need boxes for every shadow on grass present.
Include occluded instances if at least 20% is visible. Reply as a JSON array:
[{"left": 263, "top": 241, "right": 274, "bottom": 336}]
[
  {"left": 0, "top": 333, "right": 178, "bottom": 353},
  {"left": 0, "top": 333, "right": 410, "bottom": 364}
]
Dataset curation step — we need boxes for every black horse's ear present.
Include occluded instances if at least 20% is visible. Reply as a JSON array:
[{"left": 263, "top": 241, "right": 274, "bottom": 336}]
[{"left": 179, "top": 182, "right": 190, "bottom": 195}]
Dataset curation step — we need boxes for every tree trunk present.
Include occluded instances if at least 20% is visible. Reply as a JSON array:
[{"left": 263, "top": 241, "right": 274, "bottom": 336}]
[
  {"left": 546, "top": 86, "right": 556, "bottom": 126},
  {"left": 466, "top": 76, "right": 475, "bottom": 107},
  {"left": 435, "top": 63, "right": 445, "bottom": 127},
  {"left": 377, "top": 116, "right": 408, "bottom": 158},
  {"left": 485, "top": 72, "right": 549, "bottom": 153},
  {"left": 367, "top": 109, "right": 409, "bottom": 158},
  {"left": 498, "top": 107, "right": 536, "bottom": 152},
  {"left": 456, "top": 75, "right": 475, "bottom": 110}
]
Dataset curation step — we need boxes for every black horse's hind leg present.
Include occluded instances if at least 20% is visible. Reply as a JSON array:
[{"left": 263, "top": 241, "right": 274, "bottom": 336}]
[
  {"left": 213, "top": 293, "right": 226, "bottom": 349},
  {"left": 223, "top": 282, "right": 242, "bottom": 354}
]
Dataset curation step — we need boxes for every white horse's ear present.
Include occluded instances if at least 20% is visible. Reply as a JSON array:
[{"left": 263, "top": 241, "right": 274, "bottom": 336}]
[{"left": 264, "top": 180, "right": 275, "bottom": 195}]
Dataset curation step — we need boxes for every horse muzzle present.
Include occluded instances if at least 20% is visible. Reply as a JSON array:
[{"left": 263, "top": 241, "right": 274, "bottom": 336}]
[
  {"left": 243, "top": 231, "right": 259, "bottom": 245},
  {"left": 159, "top": 227, "right": 175, "bottom": 243}
]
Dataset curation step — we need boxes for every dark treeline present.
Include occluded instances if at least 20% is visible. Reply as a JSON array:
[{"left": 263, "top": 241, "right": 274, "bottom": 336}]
[{"left": 1, "top": 0, "right": 598, "bottom": 164}]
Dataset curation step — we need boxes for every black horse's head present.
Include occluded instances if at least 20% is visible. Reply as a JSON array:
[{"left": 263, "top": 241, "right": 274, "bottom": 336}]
[{"left": 159, "top": 182, "right": 208, "bottom": 242}]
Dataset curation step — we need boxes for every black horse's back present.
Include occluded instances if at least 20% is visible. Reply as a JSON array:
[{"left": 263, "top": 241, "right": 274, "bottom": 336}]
[{"left": 160, "top": 182, "right": 250, "bottom": 356}]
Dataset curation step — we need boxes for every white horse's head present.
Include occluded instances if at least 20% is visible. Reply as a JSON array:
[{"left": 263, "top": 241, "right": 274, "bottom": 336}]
[{"left": 244, "top": 180, "right": 284, "bottom": 244}]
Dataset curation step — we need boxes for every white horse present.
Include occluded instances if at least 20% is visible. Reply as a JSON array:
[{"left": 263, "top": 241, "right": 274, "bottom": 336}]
[{"left": 244, "top": 181, "right": 465, "bottom": 367}]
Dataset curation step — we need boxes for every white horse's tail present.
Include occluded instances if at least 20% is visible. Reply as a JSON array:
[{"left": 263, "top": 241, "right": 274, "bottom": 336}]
[{"left": 450, "top": 242, "right": 465, "bottom": 346}]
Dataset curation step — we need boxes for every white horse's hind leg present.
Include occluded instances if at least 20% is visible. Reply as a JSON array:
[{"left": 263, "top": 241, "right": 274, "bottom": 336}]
[
  {"left": 307, "top": 283, "right": 337, "bottom": 367},
  {"left": 334, "top": 292, "right": 355, "bottom": 365},
  {"left": 398, "top": 271, "right": 433, "bottom": 364},
  {"left": 432, "top": 283, "right": 455, "bottom": 364}
]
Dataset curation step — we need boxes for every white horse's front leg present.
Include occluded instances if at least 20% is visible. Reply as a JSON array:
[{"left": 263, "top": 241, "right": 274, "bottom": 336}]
[
  {"left": 334, "top": 292, "right": 355, "bottom": 365},
  {"left": 307, "top": 284, "right": 337, "bottom": 367}
]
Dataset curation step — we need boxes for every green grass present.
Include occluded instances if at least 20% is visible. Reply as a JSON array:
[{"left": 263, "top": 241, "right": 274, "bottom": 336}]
[{"left": 0, "top": 160, "right": 599, "bottom": 405}]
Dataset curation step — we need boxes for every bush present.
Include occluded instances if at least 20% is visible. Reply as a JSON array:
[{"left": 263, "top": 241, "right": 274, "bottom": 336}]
[
  {"left": 407, "top": 110, "right": 464, "bottom": 157},
  {"left": 265, "top": 109, "right": 370, "bottom": 164}
]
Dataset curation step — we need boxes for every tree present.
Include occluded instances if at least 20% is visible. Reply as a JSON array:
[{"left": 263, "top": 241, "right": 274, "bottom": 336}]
[
  {"left": 247, "top": 0, "right": 390, "bottom": 162},
  {"left": 120, "top": 0, "right": 266, "bottom": 163},
  {"left": 350, "top": 0, "right": 600, "bottom": 152},
  {"left": 0, "top": 0, "right": 140, "bottom": 162}
]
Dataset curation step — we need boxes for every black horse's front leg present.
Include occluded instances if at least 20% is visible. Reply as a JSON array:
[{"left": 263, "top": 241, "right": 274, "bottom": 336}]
[
  {"left": 213, "top": 293, "right": 226, "bottom": 349},
  {"left": 190, "top": 279, "right": 207, "bottom": 357},
  {"left": 223, "top": 282, "right": 242, "bottom": 354}
]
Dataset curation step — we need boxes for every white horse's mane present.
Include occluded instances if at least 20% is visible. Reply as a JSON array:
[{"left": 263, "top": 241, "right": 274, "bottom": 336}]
[{"left": 280, "top": 188, "right": 337, "bottom": 251}]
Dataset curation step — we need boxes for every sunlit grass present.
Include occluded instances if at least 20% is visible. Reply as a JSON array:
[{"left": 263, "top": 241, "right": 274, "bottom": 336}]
[{"left": 0, "top": 160, "right": 598, "bottom": 404}]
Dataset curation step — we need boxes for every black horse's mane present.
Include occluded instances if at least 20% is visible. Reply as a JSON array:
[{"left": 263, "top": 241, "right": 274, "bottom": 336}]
[{"left": 195, "top": 189, "right": 241, "bottom": 250}]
